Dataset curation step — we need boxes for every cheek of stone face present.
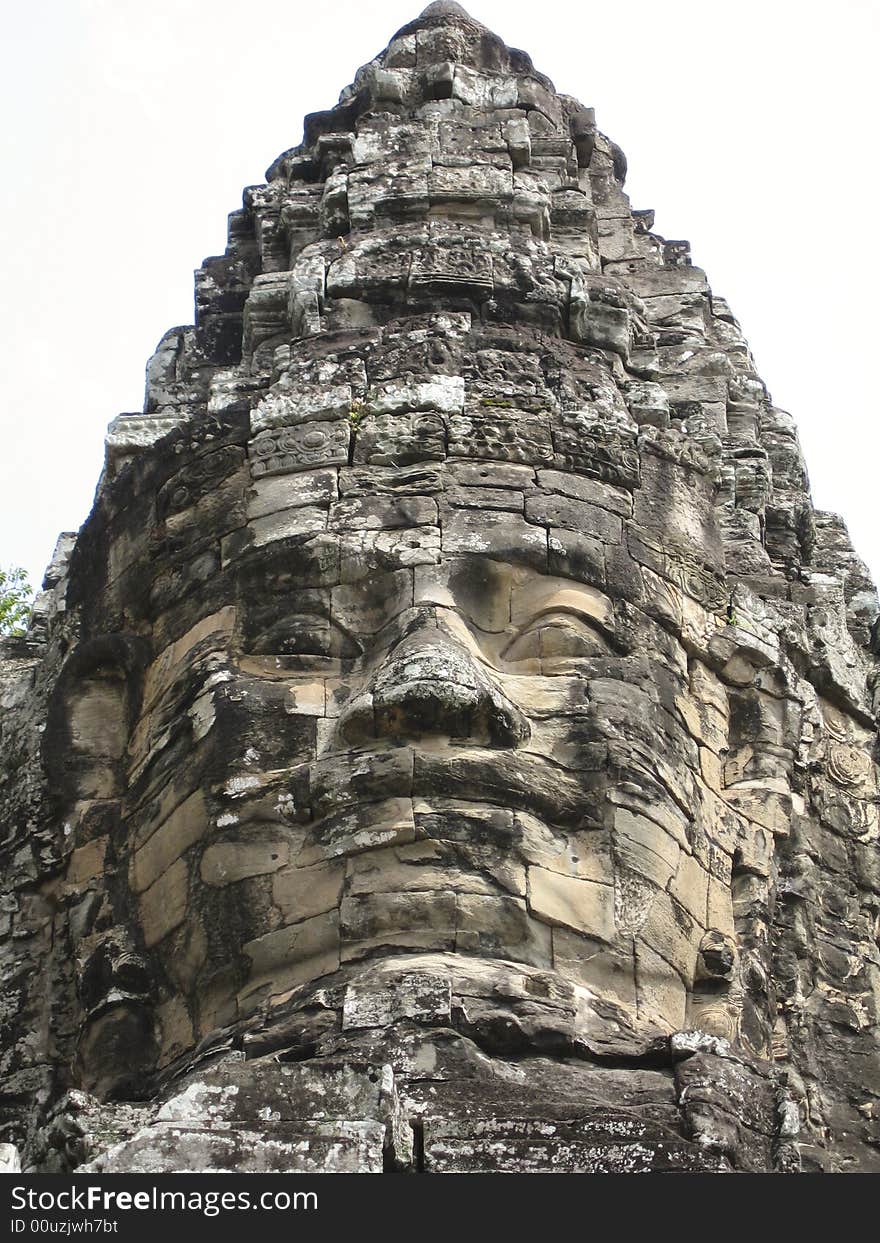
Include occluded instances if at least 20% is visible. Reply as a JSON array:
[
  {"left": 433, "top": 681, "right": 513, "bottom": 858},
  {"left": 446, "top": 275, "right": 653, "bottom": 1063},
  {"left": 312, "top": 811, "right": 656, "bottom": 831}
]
[
  {"left": 140, "top": 798, "right": 319, "bottom": 1038},
  {"left": 523, "top": 651, "right": 718, "bottom": 1033},
  {"left": 204, "top": 675, "right": 319, "bottom": 778}
]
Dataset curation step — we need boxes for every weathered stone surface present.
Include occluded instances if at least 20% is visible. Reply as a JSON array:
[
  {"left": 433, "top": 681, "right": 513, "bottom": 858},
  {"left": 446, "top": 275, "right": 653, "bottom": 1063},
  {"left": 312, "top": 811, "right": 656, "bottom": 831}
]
[
  {"left": 2, "top": 1, "right": 879, "bottom": 1177},
  {"left": 80, "top": 1120, "right": 387, "bottom": 1174}
]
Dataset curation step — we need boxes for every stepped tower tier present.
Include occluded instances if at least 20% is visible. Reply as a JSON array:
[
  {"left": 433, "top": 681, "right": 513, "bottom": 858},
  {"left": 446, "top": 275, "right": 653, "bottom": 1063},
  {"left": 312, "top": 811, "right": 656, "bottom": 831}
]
[{"left": 1, "top": 4, "right": 878, "bottom": 1174}]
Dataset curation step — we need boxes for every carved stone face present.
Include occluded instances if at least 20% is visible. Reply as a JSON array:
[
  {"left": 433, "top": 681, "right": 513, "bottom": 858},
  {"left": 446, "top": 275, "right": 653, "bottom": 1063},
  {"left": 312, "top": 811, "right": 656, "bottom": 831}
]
[
  {"left": 49, "top": 300, "right": 766, "bottom": 1090},
  {"left": 8, "top": 3, "right": 878, "bottom": 1172},
  {"left": 38, "top": 20, "right": 866, "bottom": 1099}
]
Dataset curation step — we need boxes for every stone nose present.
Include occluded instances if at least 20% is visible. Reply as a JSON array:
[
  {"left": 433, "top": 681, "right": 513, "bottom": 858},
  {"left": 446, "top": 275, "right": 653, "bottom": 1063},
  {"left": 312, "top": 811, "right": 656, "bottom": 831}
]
[{"left": 338, "top": 629, "right": 530, "bottom": 748}]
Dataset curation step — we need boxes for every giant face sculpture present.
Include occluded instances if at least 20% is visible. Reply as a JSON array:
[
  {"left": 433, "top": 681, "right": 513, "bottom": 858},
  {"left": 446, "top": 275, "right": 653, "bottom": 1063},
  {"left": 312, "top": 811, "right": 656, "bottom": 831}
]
[
  {"left": 8, "top": 3, "right": 879, "bottom": 1172},
  {"left": 51, "top": 300, "right": 778, "bottom": 1092}
]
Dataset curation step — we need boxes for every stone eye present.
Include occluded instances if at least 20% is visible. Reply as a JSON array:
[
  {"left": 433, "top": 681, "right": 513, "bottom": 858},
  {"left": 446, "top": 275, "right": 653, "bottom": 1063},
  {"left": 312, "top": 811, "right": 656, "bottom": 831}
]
[
  {"left": 502, "top": 612, "right": 611, "bottom": 664},
  {"left": 247, "top": 616, "right": 359, "bottom": 659}
]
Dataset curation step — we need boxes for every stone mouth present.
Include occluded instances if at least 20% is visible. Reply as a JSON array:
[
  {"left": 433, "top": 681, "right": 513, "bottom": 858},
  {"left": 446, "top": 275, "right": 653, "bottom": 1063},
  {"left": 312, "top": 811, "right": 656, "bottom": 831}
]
[{"left": 307, "top": 742, "right": 603, "bottom": 834}]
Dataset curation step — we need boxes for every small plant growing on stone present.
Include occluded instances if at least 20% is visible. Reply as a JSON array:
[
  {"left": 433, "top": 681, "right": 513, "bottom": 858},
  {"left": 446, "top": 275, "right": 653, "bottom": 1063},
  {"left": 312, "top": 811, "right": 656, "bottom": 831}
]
[
  {"left": 0, "top": 566, "right": 33, "bottom": 637},
  {"left": 349, "top": 400, "right": 368, "bottom": 431}
]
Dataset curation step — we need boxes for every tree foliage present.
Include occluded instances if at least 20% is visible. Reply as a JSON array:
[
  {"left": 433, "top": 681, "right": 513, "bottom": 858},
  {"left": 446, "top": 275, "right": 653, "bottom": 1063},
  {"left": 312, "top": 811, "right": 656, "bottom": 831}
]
[{"left": 0, "top": 566, "right": 33, "bottom": 637}]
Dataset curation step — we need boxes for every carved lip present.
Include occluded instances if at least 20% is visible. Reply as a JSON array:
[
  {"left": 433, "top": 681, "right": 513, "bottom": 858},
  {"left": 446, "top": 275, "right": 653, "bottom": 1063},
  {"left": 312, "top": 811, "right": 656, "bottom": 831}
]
[{"left": 307, "top": 743, "right": 602, "bottom": 832}]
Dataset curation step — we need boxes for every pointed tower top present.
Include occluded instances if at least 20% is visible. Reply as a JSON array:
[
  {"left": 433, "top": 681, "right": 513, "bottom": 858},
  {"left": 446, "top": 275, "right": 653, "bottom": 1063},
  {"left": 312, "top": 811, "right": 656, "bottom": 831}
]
[
  {"left": 419, "top": 1, "right": 474, "bottom": 17},
  {"left": 386, "top": 4, "right": 496, "bottom": 59}
]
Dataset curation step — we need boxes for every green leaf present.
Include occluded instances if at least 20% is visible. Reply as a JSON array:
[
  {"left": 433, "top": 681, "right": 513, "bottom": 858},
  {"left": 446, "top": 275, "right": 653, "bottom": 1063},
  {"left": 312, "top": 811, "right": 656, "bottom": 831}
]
[{"left": 0, "top": 566, "right": 34, "bottom": 637}]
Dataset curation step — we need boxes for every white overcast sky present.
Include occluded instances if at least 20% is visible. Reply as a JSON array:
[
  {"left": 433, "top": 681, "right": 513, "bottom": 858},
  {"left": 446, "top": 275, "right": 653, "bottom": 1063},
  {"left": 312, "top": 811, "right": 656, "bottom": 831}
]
[{"left": 2, "top": 0, "right": 878, "bottom": 593}]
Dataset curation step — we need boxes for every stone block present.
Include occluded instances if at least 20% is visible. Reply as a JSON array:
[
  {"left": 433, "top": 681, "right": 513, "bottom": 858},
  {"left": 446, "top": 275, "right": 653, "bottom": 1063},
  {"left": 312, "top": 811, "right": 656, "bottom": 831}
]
[
  {"left": 441, "top": 509, "right": 548, "bottom": 570},
  {"left": 455, "top": 893, "right": 552, "bottom": 966},
  {"left": 243, "top": 910, "right": 340, "bottom": 986},
  {"left": 612, "top": 807, "right": 680, "bottom": 891},
  {"left": 272, "top": 860, "right": 345, "bottom": 924},
  {"left": 669, "top": 851, "right": 710, "bottom": 926},
  {"left": 638, "top": 892, "right": 700, "bottom": 984},
  {"left": 130, "top": 791, "right": 207, "bottom": 894},
  {"left": 80, "top": 1121, "right": 385, "bottom": 1174},
  {"left": 552, "top": 927, "right": 637, "bottom": 1009},
  {"left": 248, "top": 420, "right": 349, "bottom": 478},
  {"left": 200, "top": 839, "right": 290, "bottom": 886},
  {"left": 66, "top": 838, "right": 107, "bottom": 886},
  {"left": 138, "top": 858, "right": 189, "bottom": 949},
  {"left": 247, "top": 468, "right": 338, "bottom": 519},
  {"left": 528, "top": 867, "right": 615, "bottom": 941},
  {"left": 634, "top": 940, "right": 687, "bottom": 1032},
  {"left": 340, "top": 891, "right": 457, "bottom": 957}
]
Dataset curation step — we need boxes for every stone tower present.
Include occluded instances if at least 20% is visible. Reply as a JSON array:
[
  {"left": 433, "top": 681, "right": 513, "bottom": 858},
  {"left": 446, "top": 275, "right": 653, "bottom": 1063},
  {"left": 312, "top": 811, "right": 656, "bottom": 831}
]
[{"left": 1, "top": 2, "right": 878, "bottom": 1173}]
